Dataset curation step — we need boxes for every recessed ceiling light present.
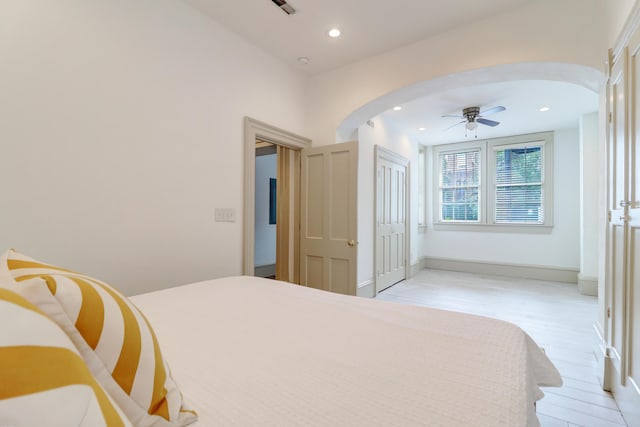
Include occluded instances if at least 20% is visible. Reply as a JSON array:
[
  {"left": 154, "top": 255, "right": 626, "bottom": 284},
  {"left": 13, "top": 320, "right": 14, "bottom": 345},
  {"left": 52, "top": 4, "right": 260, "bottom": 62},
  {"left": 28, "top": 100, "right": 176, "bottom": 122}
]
[
  {"left": 297, "top": 56, "right": 310, "bottom": 65},
  {"left": 418, "top": 127, "right": 426, "bottom": 131},
  {"left": 539, "top": 106, "right": 551, "bottom": 112},
  {"left": 328, "top": 28, "right": 341, "bottom": 38},
  {"left": 393, "top": 106, "right": 402, "bottom": 111}
]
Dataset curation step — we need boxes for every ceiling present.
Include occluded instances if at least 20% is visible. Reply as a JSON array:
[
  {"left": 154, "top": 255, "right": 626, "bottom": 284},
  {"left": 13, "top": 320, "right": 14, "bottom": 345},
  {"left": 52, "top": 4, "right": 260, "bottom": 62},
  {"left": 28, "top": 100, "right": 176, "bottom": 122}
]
[
  {"left": 380, "top": 80, "right": 599, "bottom": 145},
  {"left": 183, "top": 0, "right": 600, "bottom": 143}
]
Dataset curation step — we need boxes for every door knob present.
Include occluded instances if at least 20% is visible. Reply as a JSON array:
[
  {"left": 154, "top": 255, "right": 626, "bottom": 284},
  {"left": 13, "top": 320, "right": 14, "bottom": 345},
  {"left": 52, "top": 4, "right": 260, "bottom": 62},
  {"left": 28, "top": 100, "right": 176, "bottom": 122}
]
[{"left": 347, "top": 240, "right": 356, "bottom": 247}]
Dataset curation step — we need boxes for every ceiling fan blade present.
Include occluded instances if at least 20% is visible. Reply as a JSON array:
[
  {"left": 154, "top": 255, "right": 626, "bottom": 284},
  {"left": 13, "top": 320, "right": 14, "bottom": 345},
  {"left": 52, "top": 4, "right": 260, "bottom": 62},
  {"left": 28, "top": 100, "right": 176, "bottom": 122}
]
[
  {"left": 444, "top": 120, "right": 466, "bottom": 131},
  {"left": 441, "top": 114, "right": 464, "bottom": 119},
  {"left": 477, "top": 118, "right": 500, "bottom": 127},
  {"left": 479, "top": 106, "right": 506, "bottom": 116}
]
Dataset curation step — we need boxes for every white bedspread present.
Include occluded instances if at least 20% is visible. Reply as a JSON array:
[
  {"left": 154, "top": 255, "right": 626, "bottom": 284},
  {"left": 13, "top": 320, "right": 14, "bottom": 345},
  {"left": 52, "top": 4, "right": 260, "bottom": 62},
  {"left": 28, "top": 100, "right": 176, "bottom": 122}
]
[{"left": 130, "top": 276, "right": 561, "bottom": 427}]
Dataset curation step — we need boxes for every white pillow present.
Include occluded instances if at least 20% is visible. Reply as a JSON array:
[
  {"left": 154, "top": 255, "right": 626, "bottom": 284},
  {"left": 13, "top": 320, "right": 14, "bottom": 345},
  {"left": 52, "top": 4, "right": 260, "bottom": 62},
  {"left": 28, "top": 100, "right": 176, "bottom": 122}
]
[
  {"left": 0, "top": 249, "right": 197, "bottom": 427},
  {"left": 0, "top": 287, "right": 132, "bottom": 427}
]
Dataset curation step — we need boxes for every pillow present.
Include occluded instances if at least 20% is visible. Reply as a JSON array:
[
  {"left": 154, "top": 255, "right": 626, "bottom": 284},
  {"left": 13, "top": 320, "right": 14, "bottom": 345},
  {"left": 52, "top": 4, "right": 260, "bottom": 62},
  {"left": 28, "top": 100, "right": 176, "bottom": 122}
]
[
  {"left": 0, "top": 249, "right": 197, "bottom": 427},
  {"left": 0, "top": 287, "right": 132, "bottom": 427}
]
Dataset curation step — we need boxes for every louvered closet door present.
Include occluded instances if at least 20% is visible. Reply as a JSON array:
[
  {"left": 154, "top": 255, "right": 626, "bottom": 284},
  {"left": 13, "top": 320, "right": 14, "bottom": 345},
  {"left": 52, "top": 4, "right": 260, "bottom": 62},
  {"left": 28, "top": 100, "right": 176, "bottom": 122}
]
[{"left": 607, "top": 47, "right": 629, "bottom": 384}]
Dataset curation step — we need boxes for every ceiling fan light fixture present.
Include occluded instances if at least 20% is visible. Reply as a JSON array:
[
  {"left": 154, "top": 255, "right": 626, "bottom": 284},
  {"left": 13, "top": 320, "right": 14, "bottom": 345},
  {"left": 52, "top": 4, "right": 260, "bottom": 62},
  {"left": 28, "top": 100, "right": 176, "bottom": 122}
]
[{"left": 465, "top": 121, "right": 478, "bottom": 131}]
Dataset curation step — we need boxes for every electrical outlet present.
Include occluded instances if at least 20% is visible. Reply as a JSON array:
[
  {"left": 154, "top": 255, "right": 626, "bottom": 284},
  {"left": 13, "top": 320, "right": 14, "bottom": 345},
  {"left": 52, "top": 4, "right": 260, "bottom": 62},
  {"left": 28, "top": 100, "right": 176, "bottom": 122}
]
[{"left": 215, "top": 208, "right": 236, "bottom": 222}]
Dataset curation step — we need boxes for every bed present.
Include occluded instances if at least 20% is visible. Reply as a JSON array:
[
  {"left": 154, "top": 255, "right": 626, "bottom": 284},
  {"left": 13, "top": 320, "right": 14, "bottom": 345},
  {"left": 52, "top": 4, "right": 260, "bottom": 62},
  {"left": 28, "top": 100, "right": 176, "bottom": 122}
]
[
  {"left": 0, "top": 248, "right": 561, "bottom": 427},
  {"left": 130, "top": 276, "right": 562, "bottom": 427}
]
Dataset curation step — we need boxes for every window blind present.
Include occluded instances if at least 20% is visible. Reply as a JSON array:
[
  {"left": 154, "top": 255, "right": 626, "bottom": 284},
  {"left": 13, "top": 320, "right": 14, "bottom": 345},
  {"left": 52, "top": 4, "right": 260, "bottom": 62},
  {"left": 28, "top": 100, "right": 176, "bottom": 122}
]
[
  {"left": 494, "top": 145, "right": 544, "bottom": 224},
  {"left": 439, "top": 150, "right": 480, "bottom": 221}
]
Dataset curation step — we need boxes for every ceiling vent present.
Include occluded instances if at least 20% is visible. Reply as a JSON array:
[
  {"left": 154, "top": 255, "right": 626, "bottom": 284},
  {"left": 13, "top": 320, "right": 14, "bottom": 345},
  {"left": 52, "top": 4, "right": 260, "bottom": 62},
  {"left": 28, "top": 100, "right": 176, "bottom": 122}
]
[{"left": 271, "top": 0, "right": 296, "bottom": 15}]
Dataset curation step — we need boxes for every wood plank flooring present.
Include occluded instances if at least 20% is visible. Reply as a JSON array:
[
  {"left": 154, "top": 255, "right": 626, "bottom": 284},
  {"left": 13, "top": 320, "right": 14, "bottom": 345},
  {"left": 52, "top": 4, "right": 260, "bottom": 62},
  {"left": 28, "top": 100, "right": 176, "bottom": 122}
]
[{"left": 376, "top": 269, "right": 627, "bottom": 427}]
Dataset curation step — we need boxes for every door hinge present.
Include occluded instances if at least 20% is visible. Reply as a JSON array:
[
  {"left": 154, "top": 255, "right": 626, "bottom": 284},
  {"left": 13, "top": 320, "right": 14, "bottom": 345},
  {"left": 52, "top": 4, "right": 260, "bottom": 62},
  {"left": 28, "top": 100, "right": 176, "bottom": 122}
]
[
  {"left": 607, "top": 307, "right": 611, "bottom": 318},
  {"left": 608, "top": 211, "right": 612, "bottom": 222},
  {"left": 609, "top": 112, "right": 612, "bottom": 123}
]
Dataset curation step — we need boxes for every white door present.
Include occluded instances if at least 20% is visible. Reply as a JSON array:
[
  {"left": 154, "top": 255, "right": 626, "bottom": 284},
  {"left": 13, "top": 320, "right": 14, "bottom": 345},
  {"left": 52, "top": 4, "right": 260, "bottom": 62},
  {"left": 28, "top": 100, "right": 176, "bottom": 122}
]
[
  {"left": 607, "top": 46, "right": 629, "bottom": 385},
  {"left": 612, "top": 32, "right": 640, "bottom": 419},
  {"left": 300, "top": 141, "right": 358, "bottom": 295},
  {"left": 628, "top": 31, "right": 640, "bottom": 409},
  {"left": 375, "top": 146, "right": 408, "bottom": 293},
  {"left": 606, "top": 34, "right": 640, "bottom": 423}
]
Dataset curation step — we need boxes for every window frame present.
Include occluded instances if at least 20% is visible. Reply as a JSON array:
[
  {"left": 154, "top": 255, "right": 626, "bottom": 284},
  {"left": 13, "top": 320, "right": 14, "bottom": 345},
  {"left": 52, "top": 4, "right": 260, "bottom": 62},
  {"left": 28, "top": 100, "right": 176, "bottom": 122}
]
[
  {"left": 432, "top": 131, "right": 554, "bottom": 233},
  {"left": 432, "top": 140, "right": 487, "bottom": 226}
]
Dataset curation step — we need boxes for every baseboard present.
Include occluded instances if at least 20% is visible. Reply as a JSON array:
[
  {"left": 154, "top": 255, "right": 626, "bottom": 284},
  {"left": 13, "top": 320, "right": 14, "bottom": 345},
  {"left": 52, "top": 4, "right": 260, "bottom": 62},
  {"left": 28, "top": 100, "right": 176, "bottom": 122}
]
[
  {"left": 423, "top": 257, "right": 579, "bottom": 283},
  {"left": 410, "top": 258, "right": 428, "bottom": 277},
  {"left": 357, "top": 279, "right": 375, "bottom": 298},
  {"left": 578, "top": 274, "right": 598, "bottom": 296},
  {"left": 593, "top": 322, "right": 609, "bottom": 390},
  {"left": 254, "top": 264, "right": 275, "bottom": 278}
]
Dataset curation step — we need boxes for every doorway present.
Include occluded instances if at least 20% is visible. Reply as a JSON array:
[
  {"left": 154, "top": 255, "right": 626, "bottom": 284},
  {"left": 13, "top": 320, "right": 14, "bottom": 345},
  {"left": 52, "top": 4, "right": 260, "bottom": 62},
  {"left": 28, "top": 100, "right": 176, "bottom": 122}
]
[
  {"left": 254, "top": 141, "right": 277, "bottom": 278},
  {"left": 243, "top": 117, "right": 310, "bottom": 283}
]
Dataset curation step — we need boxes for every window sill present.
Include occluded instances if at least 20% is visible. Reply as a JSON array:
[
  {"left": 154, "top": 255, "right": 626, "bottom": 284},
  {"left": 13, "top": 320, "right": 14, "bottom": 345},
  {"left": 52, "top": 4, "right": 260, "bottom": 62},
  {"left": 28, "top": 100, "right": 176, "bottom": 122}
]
[{"left": 433, "top": 222, "right": 553, "bottom": 234}]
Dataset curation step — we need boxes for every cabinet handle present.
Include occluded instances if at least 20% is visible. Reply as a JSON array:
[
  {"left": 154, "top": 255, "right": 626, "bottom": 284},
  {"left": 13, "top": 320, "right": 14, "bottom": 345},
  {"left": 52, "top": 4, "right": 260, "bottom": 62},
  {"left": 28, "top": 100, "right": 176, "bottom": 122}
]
[{"left": 620, "top": 200, "right": 631, "bottom": 207}]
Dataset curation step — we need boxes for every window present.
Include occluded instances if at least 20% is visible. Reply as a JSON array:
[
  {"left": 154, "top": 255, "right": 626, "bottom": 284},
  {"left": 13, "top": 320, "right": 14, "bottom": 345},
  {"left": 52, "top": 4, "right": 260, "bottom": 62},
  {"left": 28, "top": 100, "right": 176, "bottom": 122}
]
[
  {"left": 439, "top": 149, "right": 480, "bottom": 222},
  {"left": 433, "top": 132, "right": 553, "bottom": 230},
  {"left": 493, "top": 144, "right": 544, "bottom": 224}
]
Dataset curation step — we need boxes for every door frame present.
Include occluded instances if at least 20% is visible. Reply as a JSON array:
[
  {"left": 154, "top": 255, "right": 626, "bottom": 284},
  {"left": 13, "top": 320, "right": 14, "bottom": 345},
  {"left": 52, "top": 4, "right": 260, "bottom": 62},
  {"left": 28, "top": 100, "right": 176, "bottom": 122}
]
[
  {"left": 374, "top": 145, "right": 410, "bottom": 294},
  {"left": 243, "top": 117, "right": 311, "bottom": 276}
]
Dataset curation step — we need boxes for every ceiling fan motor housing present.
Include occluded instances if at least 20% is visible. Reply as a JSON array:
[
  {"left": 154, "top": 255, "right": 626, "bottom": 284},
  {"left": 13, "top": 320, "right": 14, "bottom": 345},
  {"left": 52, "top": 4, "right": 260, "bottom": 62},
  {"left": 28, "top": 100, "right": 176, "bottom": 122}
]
[{"left": 463, "top": 106, "right": 480, "bottom": 121}]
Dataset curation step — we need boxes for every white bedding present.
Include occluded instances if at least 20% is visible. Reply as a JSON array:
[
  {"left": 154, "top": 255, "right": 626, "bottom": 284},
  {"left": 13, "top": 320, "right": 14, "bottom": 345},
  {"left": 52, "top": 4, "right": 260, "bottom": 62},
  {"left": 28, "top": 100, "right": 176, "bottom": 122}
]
[{"left": 131, "top": 276, "right": 561, "bottom": 427}]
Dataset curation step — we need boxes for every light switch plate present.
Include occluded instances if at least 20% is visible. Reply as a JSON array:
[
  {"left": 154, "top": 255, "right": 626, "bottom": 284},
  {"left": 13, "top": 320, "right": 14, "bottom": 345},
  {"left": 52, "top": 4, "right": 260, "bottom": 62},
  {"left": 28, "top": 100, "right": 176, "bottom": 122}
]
[{"left": 215, "top": 208, "right": 236, "bottom": 222}]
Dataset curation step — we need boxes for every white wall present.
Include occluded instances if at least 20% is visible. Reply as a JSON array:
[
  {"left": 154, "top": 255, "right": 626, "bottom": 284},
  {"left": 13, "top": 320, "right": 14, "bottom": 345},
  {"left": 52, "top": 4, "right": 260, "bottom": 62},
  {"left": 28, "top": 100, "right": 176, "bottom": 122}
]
[
  {"left": 254, "top": 154, "right": 277, "bottom": 267},
  {"left": 0, "top": 0, "right": 306, "bottom": 295},
  {"left": 356, "top": 116, "right": 420, "bottom": 286},
  {"left": 579, "top": 113, "right": 600, "bottom": 282},
  {"left": 421, "top": 128, "right": 580, "bottom": 270}
]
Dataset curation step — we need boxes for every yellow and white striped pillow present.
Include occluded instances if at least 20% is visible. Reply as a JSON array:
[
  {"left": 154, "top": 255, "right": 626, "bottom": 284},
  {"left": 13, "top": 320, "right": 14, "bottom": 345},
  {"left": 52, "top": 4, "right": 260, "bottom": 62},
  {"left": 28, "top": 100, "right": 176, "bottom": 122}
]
[
  {"left": 0, "top": 287, "right": 132, "bottom": 427},
  {"left": 0, "top": 249, "right": 197, "bottom": 427}
]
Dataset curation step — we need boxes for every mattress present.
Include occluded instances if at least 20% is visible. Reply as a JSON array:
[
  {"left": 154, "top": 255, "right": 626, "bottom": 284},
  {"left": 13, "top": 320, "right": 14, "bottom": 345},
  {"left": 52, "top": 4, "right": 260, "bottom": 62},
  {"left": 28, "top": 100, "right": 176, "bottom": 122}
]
[{"left": 130, "top": 276, "right": 562, "bottom": 426}]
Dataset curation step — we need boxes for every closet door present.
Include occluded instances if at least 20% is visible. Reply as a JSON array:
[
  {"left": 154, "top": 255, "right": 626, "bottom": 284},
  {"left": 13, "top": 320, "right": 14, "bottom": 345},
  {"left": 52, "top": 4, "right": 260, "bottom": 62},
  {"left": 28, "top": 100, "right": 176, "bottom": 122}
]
[
  {"left": 625, "top": 31, "right": 640, "bottom": 400},
  {"left": 607, "top": 47, "right": 629, "bottom": 382}
]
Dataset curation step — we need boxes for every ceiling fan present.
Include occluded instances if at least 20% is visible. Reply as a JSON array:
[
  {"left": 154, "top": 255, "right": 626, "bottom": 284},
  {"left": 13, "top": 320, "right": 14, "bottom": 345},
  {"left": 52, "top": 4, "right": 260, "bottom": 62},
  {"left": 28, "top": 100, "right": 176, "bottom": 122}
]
[{"left": 443, "top": 105, "right": 506, "bottom": 132}]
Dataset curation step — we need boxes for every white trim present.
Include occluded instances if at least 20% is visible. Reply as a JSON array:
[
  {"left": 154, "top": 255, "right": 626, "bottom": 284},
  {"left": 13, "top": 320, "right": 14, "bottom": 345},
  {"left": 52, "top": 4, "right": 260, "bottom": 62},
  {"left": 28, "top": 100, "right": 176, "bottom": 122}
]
[
  {"left": 486, "top": 132, "right": 554, "bottom": 227},
  {"left": 243, "top": 117, "right": 311, "bottom": 276},
  {"left": 612, "top": 0, "right": 640, "bottom": 65},
  {"left": 432, "top": 141, "right": 485, "bottom": 224},
  {"left": 410, "top": 257, "right": 428, "bottom": 277},
  {"left": 417, "top": 145, "right": 427, "bottom": 228},
  {"left": 593, "top": 322, "right": 609, "bottom": 389},
  {"left": 423, "top": 256, "right": 578, "bottom": 283},
  {"left": 356, "top": 280, "right": 375, "bottom": 298},
  {"left": 577, "top": 274, "right": 598, "bottom": 296}
]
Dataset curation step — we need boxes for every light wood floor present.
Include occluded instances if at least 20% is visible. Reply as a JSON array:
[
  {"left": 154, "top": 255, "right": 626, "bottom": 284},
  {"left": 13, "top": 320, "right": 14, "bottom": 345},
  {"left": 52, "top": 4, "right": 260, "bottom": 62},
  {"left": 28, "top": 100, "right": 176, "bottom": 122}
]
[{"left": 376, "top": 269, "right": 627, "bottom": 427}]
